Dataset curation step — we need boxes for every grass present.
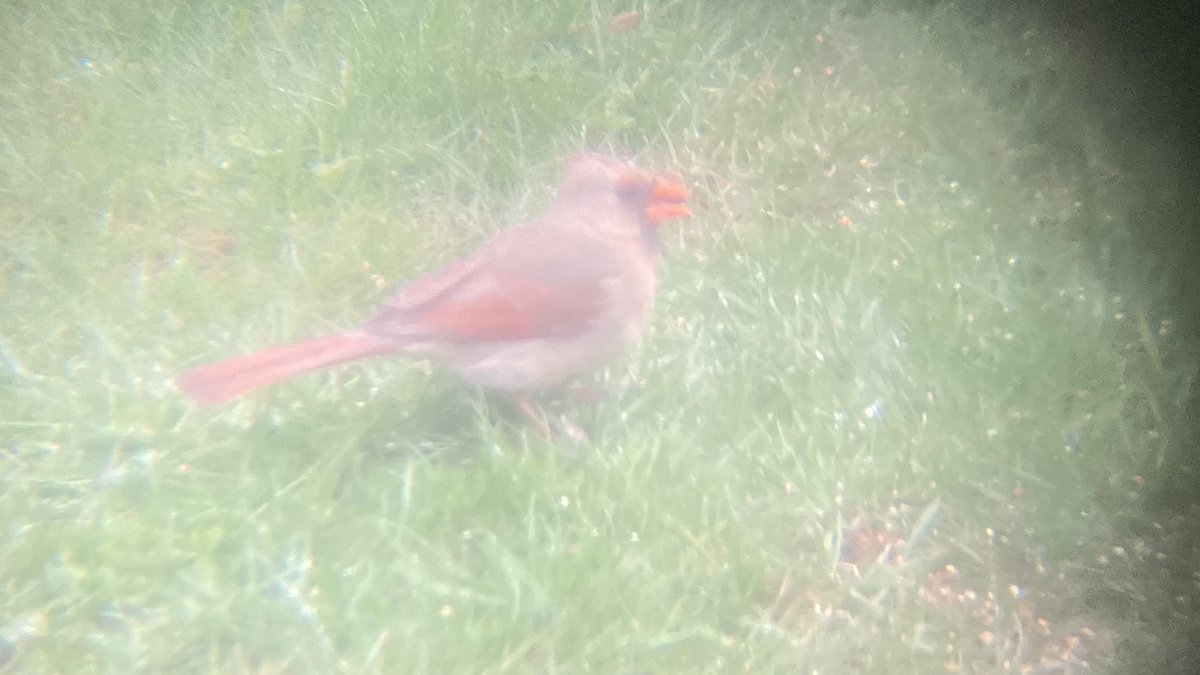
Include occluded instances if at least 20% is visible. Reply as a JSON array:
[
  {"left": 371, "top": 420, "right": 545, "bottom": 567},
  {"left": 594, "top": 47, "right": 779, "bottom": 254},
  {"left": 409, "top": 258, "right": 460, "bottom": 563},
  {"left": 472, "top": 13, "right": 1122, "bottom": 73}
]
[{"left": 1, "top": 0, "right": 1196, "bottom": 672}]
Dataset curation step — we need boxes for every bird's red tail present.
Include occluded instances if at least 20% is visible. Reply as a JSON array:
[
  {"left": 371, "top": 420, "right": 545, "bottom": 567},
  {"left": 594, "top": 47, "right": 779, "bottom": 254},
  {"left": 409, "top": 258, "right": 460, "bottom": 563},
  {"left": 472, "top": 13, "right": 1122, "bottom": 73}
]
[{"left": 178, "top": 332, "right": 397, "bottom": 405}]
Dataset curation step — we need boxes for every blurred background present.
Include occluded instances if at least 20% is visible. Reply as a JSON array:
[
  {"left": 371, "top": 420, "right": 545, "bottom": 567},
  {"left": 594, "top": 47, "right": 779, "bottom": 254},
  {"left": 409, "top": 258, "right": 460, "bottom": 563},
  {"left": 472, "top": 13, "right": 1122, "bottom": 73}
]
[{"left": 1, "top": 0, "right": 1197, "bottom": 672}]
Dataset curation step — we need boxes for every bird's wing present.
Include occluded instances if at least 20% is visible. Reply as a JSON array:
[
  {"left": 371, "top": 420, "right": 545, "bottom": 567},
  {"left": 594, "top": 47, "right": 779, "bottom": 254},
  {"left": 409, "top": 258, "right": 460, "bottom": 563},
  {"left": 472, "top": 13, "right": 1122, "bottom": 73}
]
[{"left": 363, "top": 224, "right": 616, "bottom": 343}]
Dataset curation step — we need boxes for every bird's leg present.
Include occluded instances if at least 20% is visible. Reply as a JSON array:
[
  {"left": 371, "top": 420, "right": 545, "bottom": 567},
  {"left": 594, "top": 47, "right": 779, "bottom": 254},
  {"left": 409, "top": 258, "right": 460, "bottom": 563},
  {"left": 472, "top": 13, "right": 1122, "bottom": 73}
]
[
  {"left": 513, "top": 394, "right": 553, "bottom": 441},
  {"left": 557, "top": 416, "right": 590, "bottom": 445},
  {"left": 512, "top": 394, "right": 589, "bottom": 445}
]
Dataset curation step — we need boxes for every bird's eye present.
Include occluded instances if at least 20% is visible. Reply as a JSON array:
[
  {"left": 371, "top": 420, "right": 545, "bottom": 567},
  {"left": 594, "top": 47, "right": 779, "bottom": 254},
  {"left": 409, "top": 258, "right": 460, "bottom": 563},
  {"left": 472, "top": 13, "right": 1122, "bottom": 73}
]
[{"left": 614, "top": 174, "right": 649, "bottom": 204}]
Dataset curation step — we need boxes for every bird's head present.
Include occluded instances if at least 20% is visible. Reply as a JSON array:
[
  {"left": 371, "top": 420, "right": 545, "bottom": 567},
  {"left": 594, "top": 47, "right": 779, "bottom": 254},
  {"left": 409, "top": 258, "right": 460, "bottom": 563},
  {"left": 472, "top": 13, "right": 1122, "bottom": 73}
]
[{"left": 559, "top": 153, "right": 691, "bottom": 226}]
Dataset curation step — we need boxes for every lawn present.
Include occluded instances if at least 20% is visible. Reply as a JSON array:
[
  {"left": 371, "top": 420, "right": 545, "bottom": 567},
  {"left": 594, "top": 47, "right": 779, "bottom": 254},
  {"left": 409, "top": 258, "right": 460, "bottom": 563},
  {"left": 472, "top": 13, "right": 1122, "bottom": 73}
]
[{"left": 1, "top": 0, "right": 1196, "bottom": 672}]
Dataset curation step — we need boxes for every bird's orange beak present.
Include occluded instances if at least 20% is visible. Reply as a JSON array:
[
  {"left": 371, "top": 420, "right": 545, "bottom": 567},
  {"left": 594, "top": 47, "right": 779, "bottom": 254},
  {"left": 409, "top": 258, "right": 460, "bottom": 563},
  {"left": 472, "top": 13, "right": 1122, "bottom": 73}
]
[{"left": 643, "top": 176, "right": 691, "bottom": 225}]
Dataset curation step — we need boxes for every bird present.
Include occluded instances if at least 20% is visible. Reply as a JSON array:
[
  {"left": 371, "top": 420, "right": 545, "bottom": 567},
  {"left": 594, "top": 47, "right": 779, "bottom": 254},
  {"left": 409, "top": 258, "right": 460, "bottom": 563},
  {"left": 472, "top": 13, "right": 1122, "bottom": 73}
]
[{"left": 177, "top": 153, "right": 691, "bottom": 436}]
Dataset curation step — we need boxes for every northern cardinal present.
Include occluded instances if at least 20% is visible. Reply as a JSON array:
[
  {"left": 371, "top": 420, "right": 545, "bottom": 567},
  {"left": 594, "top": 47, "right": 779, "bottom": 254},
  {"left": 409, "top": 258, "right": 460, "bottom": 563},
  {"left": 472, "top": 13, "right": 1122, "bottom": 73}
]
[{"left": 178, "top": 153, "right": 691, "bottom": 434}]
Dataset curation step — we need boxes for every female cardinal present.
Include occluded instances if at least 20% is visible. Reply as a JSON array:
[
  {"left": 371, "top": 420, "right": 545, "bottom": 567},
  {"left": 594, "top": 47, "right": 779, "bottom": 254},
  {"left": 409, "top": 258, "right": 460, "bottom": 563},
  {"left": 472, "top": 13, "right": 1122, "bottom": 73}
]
[{"left": 178, "top": 153, "right": 691, "bottom": 433}]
